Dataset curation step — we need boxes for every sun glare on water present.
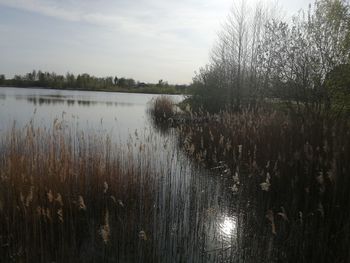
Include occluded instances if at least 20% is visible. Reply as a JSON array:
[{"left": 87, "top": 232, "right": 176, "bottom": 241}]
[{"left": 219, "top": 216, "right": 237, "bottom": 238}]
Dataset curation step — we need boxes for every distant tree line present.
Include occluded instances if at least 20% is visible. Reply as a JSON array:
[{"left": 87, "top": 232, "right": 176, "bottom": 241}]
[
  {"left": 0, "top": 70, "right": 133, "bottom": 90},
  {"left": 0, "top": 70, "right": 189, "bottom": 94},
  {"left": 0, "top": 74, "right": 5, "bottom": 85},
  {"left": 190, "top": 0, "right": 350, "bottom": 113}
]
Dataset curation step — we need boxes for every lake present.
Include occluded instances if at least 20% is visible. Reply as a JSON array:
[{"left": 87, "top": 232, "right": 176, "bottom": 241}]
[{"left": 0, "top": 87, "right": 241, "bottom": 262}]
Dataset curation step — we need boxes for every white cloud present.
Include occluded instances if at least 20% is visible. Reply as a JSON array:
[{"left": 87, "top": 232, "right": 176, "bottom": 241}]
[
  {"left": 0, "top": 0, "right": 230, "bottom": 83},
  {"left": 0, "top": 24, "right": 9, "bottom": 32},
  {"left": 0, "top": 0, "right": 312, "bottom": 83},
  {"left": 0, "top": 0, "right": 227, "bottom": 39},
  {"left": 0, "top": 0, "right": 79, "bottom": 21}
]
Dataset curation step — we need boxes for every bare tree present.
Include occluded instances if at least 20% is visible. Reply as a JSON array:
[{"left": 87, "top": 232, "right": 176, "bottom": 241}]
[
  {"left": 192, "top": 0, "right": 350, "bottom": 112},
  {"left": 208, "top": 1, "right": 279, "bottom": 109},
  {"left": 257, "top": 0, "right": 350, "bottom": 111}
]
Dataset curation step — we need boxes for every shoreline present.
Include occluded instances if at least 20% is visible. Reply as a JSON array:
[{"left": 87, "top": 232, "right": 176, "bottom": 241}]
[{"left": 0, "top": 84, "right": 188, "bottom": 96}]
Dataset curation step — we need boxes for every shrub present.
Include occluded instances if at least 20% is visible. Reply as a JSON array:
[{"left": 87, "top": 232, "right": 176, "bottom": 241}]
[{"left": 147, "top": 95, "right": 176, "bottom": 121}]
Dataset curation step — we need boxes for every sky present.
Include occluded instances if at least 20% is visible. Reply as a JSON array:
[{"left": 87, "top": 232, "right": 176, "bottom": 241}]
[{"left": 0, "top": 0, "right": 312, "bottom": 84}]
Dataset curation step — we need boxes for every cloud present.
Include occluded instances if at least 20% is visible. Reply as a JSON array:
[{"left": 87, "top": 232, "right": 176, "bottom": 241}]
[
  {"left": 0, "top": 0, "right": 228, "bottom": 43},
  {"left": 8, "top": 0, "right": 305, "bottom": 83},
  {"left": 0, "top": 0, "right": 313, "bottom": 83},
  {"left": 0, "top": 0, "right": 231, "bottom": 78},
  {"left": 0, "top": 0, "right": 79, "bottom": 21},
  {"left": 0, "top": 24, "right": 9, "bottom": 32}
]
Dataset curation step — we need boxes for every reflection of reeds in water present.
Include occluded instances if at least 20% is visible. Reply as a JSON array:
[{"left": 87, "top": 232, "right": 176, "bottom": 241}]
[
  {"left": 175, "top": 108, "right": 350, "bottom": 262},
  {"left": 0, "top": 121, "right": 155, "bottom": 262},
  {"left": 146, "top": 96, "right": 178, "bottom": 137}
]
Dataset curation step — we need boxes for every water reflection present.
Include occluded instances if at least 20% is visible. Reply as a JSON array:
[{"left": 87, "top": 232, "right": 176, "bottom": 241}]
[
  {"left": 219, "top": 215, "right": 237, "bottom": 239},
  {"left": 0, "top": 87, "right": 242, "bottom": 262},
  {"left": 0, "top": 87, "right": 177, "bottom": 141},
  {"left": 23, "top": 96, "right": 134, "bottom": 107}
]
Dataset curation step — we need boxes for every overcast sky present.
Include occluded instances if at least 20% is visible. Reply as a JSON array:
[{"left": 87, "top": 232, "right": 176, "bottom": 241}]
[{"left": 0, "top": 0, "right": 312, "bottom": 84}]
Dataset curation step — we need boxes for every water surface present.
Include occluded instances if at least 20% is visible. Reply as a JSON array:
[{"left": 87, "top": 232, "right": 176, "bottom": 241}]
[{"left": 0, "top": 87, "right": 240, "bottom": 262}]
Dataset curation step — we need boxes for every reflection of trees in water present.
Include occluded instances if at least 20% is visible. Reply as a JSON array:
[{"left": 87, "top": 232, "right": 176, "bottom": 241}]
[
  {"left": 0, "top": 94, "right": 6, "bottom": 100},
  {"left": 77, "top": 100, "right": 96, "bottom": 106},
  {"left": 23, "top": 96, "right": 134, "bottom": 107},
  {"left": 67, "top": 99, "right": 75, "bottom": 106},
  {"left": 15, "top": 95, "right": 26, "bottom": 100},
  {"left": 26, "top": 97, "right": 65, "bottom": 105}
]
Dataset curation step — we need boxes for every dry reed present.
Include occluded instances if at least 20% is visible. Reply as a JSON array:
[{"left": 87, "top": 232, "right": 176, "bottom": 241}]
[
  {"left": 0, "top": 121, "right": 155, "bottom": 262},
  {"left": 174, "top": 107, "right": 350, "bottom": 262}
]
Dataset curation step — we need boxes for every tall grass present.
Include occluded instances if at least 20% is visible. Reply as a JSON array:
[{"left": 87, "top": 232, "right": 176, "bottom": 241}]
[
  {"left": 174, "top": 107, "right": 350, "bottom": 262},
  {"left": 0, "top": 116, "right": 241, "bottom": 263},
  {"left": 3, "top": 101, "right": 349, "bottom": 262},
  {"left": 0, "top": 121, "right": 155, "bottom": 262},
  {"left": 147, "top": 95, "right": 176, "bottom": 122}
]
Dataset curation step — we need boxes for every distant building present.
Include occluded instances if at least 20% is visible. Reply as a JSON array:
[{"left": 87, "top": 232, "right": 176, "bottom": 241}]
[{"left": 137, "top": 82, "right": 149, "bottom": 88}]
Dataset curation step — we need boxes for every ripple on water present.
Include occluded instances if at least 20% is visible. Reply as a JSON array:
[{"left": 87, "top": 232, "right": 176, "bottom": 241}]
[{"left": 218, "top": 215, "right": 237, "bottom": 242}]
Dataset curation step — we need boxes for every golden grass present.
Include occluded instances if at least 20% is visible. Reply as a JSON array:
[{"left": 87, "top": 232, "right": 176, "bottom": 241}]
[
  {"left": 0, "top": 121, "right": 155, "bottom": 262},
  {"left": 147, "top": 95, "right": 176, "bottom": 121},
  {"left": 174, "top": 107, "right": 350, "bottom": 262}
]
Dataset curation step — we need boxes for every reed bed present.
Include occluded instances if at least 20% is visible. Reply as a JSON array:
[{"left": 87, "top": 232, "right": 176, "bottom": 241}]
[
  {"left": 0, "top": 116, "right": 240, "bottom": 263},
  {"left": 173, "top": 108, "right": 350, "bottom": 262},
  {"left": 3, "top": 99, "right": 349, "bottom": 262},
  {"left": 147, "top": 96, "right": 176, "bottom": 122},
  {"left": 0, "top": 121, "right": 156, "bottom": 262}
]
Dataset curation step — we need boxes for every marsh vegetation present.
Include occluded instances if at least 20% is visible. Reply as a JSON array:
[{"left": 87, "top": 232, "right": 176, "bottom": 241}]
[
  {"left": 0, "top": 122, "right": 156, "bottom": 262},
  {"left": 1, "top": 0, "right": 350, "bottom": 262},
  {"left": 0, "top": 89, "right": 241, "bottom": 262},
  {"left": 146, "top": 90, "right": 350, "bottom": 262}
]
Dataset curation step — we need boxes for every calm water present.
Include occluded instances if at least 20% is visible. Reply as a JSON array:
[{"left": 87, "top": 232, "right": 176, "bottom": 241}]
[
  {"left": 0, "top": 87, "right": 171, "bottom": 139},
  {"left": 0, "top": 87, "right": 240, "bottom": 262}
]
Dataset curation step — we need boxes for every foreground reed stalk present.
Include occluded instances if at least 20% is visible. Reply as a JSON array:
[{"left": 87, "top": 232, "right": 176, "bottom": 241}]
[
  {"left": 0, "top": 121, "right": 155, "bottom": 262},
  {"left": 173, "top": 107, "right": 350, "bottom": 262}
]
